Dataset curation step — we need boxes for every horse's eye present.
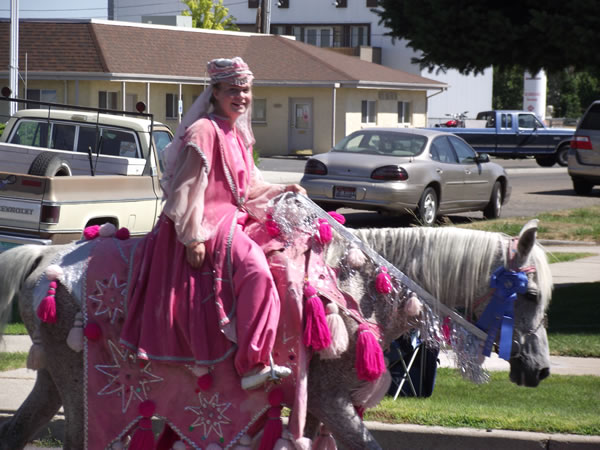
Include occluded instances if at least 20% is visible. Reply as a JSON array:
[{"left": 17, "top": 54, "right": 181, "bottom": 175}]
[{"left": 524, "top": 290, "right": 538, "bottom": 302}]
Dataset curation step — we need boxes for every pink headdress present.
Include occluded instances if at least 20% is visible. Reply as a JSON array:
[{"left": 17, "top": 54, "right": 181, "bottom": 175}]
[
  {"left": 207, "top": 57, "right": 254, "bottom": 86},
  {"left": 160, "top": 57, "right": 255, "bottom": 197}
]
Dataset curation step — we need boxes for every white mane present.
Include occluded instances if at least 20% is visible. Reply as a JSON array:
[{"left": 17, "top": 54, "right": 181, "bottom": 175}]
[{"left": 352, "top": 227, "right": 552, "bottom": 314}]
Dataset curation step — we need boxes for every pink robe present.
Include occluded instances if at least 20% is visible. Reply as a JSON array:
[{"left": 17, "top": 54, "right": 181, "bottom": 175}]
[{"left": 120, "top": 115, "right": 285, "bottom": 376}]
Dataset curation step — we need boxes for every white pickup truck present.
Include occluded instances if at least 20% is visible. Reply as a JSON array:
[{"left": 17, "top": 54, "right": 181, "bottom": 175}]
[{"left": 0, "top": 98, "right": 173, "bottom": 252}]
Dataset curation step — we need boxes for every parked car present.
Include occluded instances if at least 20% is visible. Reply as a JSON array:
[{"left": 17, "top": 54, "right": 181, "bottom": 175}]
[
  {"left": 300, "top": 128, "right": 511, "bottom": 225},
  {"left": 568, "top": 101, "right": 600, "bottom": 195}
]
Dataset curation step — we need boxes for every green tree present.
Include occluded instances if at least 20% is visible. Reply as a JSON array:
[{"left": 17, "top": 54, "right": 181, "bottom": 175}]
[
  {"left": 492, "top": 66, "right": 523, "bottom": 110},
  {"left": 181, "top": 0, "right": 239, "bottom": 31},
  {"left": 375, "top": 0, "right": 600, "bottom": 75}
]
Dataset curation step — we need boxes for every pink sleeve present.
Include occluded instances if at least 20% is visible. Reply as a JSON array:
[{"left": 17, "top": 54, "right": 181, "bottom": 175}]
[
  {"left": 245, "top": 164, "right": 285, "bottom": 222},
  {"left": 162, "top": 144, "right": 211, "bottom": 245}
]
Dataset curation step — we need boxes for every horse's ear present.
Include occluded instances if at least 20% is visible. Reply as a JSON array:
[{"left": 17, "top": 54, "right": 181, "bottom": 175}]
[{"left": 516, "top": 219, "right": 539, "bottom": 262}]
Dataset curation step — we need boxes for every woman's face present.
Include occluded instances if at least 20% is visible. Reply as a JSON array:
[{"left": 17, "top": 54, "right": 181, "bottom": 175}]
[{"left": 212, "top": 82, "right": 252, "bottom": 121}]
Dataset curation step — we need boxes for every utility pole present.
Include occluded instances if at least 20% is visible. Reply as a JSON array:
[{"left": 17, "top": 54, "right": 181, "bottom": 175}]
[
  {"left": 9, "top": 0, "right": 19, "bottom": 114},
  {"left": 255, "top": 0, "right": 271, "bottom": 34}
]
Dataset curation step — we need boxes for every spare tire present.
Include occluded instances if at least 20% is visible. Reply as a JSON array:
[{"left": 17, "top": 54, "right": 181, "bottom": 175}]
[{"left": 28, "top": 152, "right": 72, "bottom": 177}]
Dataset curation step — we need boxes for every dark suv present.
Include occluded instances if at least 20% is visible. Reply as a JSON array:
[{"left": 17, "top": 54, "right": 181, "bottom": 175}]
[{"left": 568, "top": 101, "right": 600, "bottom": 195}]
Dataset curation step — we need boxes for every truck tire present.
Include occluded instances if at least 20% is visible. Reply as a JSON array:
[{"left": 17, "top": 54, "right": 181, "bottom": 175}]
[
  {"left": 28, "top": 152, "right": 72, "bottom": 177},
  {"left": 417, "top": 187, "right": 438, "bottom": 226},
  {"left": 535, "top": 155, "right": 555, "bottom": 167},
  {"left": 483, "top": 181, "right": 502, "bottom": 219},
  {"left": 555, "top": 144, "right": 569, "bottom": 167},
  {"left": 572, "top": 177, "right": 593, "bottom": 196}
]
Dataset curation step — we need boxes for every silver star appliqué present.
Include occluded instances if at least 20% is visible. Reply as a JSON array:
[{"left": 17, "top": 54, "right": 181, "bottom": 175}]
[
  {"left": 89, "top": 273, "right": 127, "bottom": 323},
  {"left": 185, "top": 392, "right": 232, "bottom": 438},
  {"left": 95, "top": 340, "right": 163, "bottom": 413}
]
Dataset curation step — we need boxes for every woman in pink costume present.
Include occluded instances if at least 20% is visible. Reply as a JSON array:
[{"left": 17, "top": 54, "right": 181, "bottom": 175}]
[{"left": 120, "top": 57, "right": 305, "bottom": 390}]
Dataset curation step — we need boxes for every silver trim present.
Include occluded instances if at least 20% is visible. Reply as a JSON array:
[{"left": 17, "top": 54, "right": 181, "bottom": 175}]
[{"left": 0, "top": 234, "right": 52, "bottom": 245}]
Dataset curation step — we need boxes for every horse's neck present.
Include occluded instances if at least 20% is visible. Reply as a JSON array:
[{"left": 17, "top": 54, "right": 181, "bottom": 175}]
[{"left": 356, "top": 227, "right": 505, "bottom": 314}]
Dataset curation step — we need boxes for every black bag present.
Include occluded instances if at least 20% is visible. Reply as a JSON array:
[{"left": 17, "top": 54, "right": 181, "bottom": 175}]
[{"left": 386, "top": 333, "right": 439, "bottom": 398}]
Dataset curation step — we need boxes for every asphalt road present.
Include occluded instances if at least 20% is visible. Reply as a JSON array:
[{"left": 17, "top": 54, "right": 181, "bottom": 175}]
[{"left": 258, "top": 156, "right": 600, "bottom": 228}]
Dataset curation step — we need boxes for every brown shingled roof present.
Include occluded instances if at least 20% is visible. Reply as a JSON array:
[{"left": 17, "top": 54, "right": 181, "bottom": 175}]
[{"left": 0, "top": 19, "right": 445, "bottom": 89}]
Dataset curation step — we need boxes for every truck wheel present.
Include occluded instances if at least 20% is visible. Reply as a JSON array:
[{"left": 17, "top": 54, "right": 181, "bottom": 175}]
[
  {"left": 555, "top": 144, "right": 569, "bottom": 167},
  {"left": 483, "top": 181, "right": 502, "bottom": 219},
  {"left": 535, "top": 156, "right": 555, "bottom": 167},
  {"left": 417, "top": 187, "right": 438, "bottom": 226},
  {"left": 28, "top": 152, "right": 72, "bottom": 177},
  {"left": 572, "top": 177, "right": 593, "bottom": 196}
]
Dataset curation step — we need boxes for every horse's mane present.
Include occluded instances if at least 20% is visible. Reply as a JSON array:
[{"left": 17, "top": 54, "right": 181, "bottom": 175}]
[{"left": 352, "top": 227, "right": 552, "bottom": 313}]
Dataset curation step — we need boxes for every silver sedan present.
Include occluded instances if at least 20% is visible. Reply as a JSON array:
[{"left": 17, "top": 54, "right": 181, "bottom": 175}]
[{"left": 300, "top": 128, "right": 511, "bottom": 225}]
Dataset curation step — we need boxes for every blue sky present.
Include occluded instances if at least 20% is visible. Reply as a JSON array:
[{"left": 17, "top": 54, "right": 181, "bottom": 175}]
[{"left": 1, "top": 0, "right": 109, "bottom": 19}]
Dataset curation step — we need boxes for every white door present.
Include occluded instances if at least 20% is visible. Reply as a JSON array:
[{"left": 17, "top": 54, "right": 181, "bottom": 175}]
[{"left": 289, "top": 98, "right": 313, "bottom": 154}]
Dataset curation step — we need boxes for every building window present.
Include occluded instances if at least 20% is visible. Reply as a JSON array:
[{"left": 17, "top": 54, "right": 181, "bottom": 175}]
[
  {"left": 305, "top": 27, "right": 333, "bottom": 47},
  {"left": 248, "top": 0, "right": 258, "bottom": 7},
  {"left": 99, "top": 91, "right": 118, "bottom": 110},
  {"left": 361, "top": 100, "right": 376, "bottom": 124},
  {"left": 335, "top": 0, "right": 347, "bottom": 7},
  {"left": 277, "top": 0, "right": 289, "bottom": 8},
  {"left": 350, "top": 25, "right": 369, "bottom": 47},
  {"left": 366, "top": 0, "right": 378, "bottom": 7},
  {"left": 166, "top": 93, "right": 180, "bottom": 119},
  {"left": 398, "top": 101, "right": 411, "bottom": 125},
  {"left": 26, "top": 89, "right": 57, "bottom": 108},
  {"left": 252, "top": 98, "right": 267, "bottom": 123}
]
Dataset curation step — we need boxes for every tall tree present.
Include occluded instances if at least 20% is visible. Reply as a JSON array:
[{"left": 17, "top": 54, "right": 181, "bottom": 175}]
[
  {"left": 182, "top": 0, "right": 239, "bottom": 31},
  {"left": 376, "top": 0, "right": 600, "bottom": 75}
]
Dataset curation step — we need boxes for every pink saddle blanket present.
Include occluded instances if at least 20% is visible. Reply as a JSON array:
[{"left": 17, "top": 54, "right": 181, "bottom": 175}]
[{"left": 83, "top": 236, "right": 307, "bottom": 449}]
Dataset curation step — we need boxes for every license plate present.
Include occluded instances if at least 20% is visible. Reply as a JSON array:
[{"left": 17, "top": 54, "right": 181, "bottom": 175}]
[
  {"left": 0, "top": 241, "right": 21, "bottom": 253},
  {"left": 334, "top": 186, "right": 356, "bottom": 200}
]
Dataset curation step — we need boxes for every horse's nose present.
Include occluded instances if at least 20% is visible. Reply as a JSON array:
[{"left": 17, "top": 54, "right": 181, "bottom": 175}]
[{"left": 538, "top": 367, "right": 550, "bottom": 381}]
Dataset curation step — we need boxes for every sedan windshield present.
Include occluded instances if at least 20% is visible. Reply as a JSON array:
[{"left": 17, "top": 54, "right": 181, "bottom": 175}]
[{"left": 332, "top": 131, "right": 427, "bottom": 157}]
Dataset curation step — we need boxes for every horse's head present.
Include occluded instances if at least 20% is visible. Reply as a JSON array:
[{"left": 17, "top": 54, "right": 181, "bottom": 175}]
[{"left": 505, "top": 219, "right": 552, "bottom": 387}]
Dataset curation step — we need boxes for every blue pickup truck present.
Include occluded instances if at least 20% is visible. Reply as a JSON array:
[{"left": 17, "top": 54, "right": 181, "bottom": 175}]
[{"left": 431, "top": 110, "right": 574, "bottom": 167}]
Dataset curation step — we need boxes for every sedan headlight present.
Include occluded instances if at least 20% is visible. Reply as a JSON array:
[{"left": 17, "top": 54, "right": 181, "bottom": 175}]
[
  {"left": 371, "top": 165, "right": 408, "bottom": 181},
  {"left": 304, "top": 159, "right": 328, "bottom": 175}
]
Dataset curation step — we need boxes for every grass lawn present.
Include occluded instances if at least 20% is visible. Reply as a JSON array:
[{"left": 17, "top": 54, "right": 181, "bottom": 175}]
[
  {"left": 0, "top": 351, "right": 28, "bottom": 371},
  {"left": 457, "top": 205, "right": 600, "bottom": 242},
  {"left": 366, "top": 368, "right": 600, "bottom": 435}
]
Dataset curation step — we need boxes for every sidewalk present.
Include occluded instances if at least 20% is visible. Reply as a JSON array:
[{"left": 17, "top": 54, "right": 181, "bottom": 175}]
[{"left": 2, "top": 240, "right": 600, "bottom": 448}]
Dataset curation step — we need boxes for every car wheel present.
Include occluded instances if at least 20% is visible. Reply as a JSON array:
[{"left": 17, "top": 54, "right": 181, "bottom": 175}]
[
  {"left": 535, "top": 156, "right": 555, "bottom": 167},
  {"left": 483, "top": 181, "right": 502, "bottom": 219},
  {"left": 28, "top": 152, "right": 72, "bottom": 177},
  {"left": 555, "top": 144, "right": 569, "bottom": 167},
  {"left": 417, "top": 187, "right": 438, "bottom": 226},
  {"left": 572, "top": 177, "right": 593, "bottom": 196}
]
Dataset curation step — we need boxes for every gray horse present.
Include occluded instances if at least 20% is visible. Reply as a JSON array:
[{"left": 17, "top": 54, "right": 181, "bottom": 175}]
[{"left": 0, "top": 221, "right": 552, "bottom": 449}]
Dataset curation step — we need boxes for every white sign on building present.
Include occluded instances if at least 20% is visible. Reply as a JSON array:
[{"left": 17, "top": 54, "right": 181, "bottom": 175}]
[{"left": 523, "top": 70, "right": 547, "bottom": 120}]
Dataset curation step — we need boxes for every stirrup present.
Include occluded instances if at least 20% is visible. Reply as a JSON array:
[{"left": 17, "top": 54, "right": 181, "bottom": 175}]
[{"left": 241, "top": 363, "right": 291, "bottom": 391}]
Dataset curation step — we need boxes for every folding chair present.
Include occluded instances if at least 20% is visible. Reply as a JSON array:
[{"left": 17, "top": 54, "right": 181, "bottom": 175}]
[{"left": 386, "top": 332, "right": 422, "bottom": 399}]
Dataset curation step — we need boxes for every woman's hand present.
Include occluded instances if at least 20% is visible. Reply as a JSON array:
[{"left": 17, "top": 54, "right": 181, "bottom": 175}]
[
  {"left": 284, "top": 184, "right": 307, "bottom": 196},
  {"left": 186, "top": 241, "right": 206, "bottom": 269}
]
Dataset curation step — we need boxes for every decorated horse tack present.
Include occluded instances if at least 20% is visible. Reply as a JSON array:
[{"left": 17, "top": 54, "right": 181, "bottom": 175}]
[{"left": 28, "top": 193, "right": 543, "bottom": 449}]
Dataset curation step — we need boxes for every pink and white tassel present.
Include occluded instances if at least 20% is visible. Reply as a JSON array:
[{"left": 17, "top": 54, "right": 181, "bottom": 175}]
[{"left": 318, "top": 302, "right": 349, "bottom": 359}]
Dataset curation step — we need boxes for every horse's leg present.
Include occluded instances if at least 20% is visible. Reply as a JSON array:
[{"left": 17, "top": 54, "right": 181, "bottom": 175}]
[
  {"left": 0, "top": 368, "right": 62, "bottom": 450},
  {"left": 37, "top": 288, "right": 84, "bottom": 450}
]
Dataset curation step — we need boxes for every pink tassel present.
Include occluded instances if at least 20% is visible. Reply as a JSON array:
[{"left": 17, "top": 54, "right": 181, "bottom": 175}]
[
  {"left": 317, "top": 219, "right": 333, "bottom": 244},
  {"left": 37, "top": 280, "right": 58, "bottom": 323},
  {"left": 355, "top": 324, "right": 385, "bottom": 381},
  {"left": 313, "top": 425, "right": 337, "bottom": 450},
  {"left": 84, "top": 322, "right": 102, "bottom": 341},
  {"left": 303, "top": 284, "right": 331, "bottom": 350},
  {"left": 319, "top": 303, "right": 349, "bottom": 359},
  {"left": 115, "top": 227, "right": 130, "bottom": 240},
  {"left": 45, "top": 264, "right": 63, "bottom": 281},
  {"left": 265, "top": 219, "right": 281, "bottom": 237},
  {"left": 129, "top": 400, "right": 156, "bottom": 450},
  {"left": 197, "top": 373, "right": 213, "bottom": 391},
  {"left": 327, "top": 211, "right": 346, "bottom": 224},
  {"left": 83, "top": 225, "right": 100, "bottom": 240},
  {"left": 259, "top": 389, "right": 284, "bottom": 450},
  {"left": 128, "top": 418, "right": 154, "bottom": 450},
  {"left": 405, "top": 293, "right": 422, "bottom": 317},
  {"left": 375, "top": 268, "right": 393, "bottom": 294},
  {"left": 347, "top": 247, "right": 366, "bottom": 269}
]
